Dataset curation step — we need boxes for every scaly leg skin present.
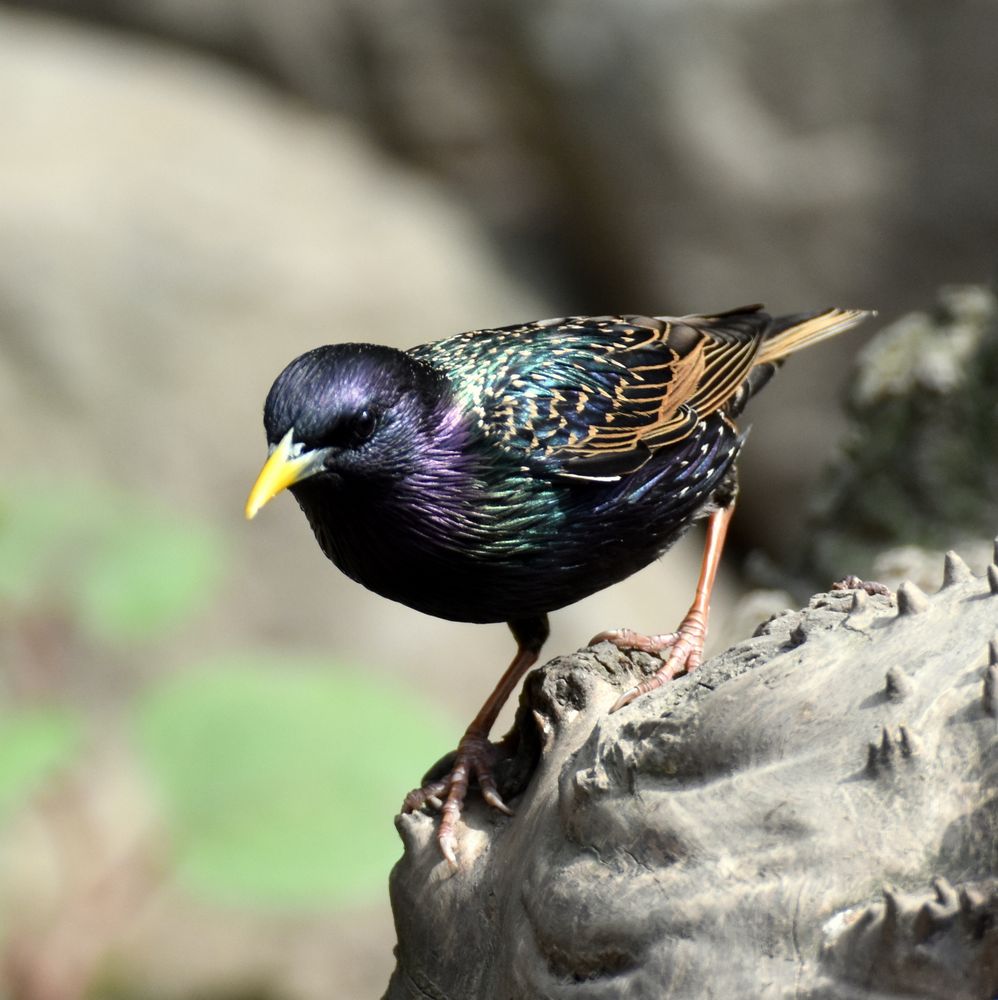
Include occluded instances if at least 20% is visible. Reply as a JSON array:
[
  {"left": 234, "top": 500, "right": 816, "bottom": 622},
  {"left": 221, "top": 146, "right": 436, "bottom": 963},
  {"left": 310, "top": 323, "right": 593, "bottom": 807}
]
[
  {"left": 401, "top": 615, "right": 549, "bottom": 868},
  {"left": 592, "top": 504, "right": 734, "bottom": 714}
]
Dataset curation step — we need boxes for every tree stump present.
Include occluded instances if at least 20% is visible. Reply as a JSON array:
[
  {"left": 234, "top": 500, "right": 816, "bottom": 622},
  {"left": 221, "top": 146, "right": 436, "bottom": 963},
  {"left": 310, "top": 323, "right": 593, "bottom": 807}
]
[{"left": 386, "top": 548, "right": 998, "bottom": 999}]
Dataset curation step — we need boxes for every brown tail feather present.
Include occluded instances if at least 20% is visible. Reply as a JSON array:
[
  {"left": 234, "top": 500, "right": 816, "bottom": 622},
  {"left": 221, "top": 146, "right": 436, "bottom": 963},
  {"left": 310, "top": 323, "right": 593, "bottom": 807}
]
[{"left": 754, "top": 307, "right": 874, "bottom": 367}]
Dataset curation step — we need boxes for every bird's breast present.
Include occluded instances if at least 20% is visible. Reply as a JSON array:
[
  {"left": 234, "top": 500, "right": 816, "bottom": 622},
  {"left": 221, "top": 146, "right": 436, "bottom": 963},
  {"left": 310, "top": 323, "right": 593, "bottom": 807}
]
[
  {"left": 293, "top": 422, "right": 739, "bottom": 624},
  {"left": 295, "top": 482, "right": 523, "bottom": 622}
]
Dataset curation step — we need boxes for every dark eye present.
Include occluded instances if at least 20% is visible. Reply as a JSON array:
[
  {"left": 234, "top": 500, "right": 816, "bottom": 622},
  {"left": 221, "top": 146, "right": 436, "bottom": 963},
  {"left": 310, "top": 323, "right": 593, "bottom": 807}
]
[
  {"left": 351, "top": 408, "right": 377, "bottom": 446},
  {"left": 319, "top": 408, "right": 379, "bottom": 449}
]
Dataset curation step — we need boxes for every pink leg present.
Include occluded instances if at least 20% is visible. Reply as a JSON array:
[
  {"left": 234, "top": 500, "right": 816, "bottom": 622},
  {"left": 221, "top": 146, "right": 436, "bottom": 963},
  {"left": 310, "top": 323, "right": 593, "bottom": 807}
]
[
  {"left": 591, "top": 504, "right": 734, "bottom": 713},
  {"left": 402, "top": 616, "right": 547, "bottom": 868}
]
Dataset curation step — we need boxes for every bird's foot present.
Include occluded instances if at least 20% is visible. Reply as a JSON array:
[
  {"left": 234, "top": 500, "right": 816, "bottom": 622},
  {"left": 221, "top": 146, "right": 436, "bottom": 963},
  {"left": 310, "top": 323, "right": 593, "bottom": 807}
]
[
  {"left": 831, "top": 575, "right": 893, "bottom": 597},
  {"left": 401, "top": 731, "right": 513, "bottom": 868},
  {"left": 591, "top": 609, "right": 707, "bottom": 713}
]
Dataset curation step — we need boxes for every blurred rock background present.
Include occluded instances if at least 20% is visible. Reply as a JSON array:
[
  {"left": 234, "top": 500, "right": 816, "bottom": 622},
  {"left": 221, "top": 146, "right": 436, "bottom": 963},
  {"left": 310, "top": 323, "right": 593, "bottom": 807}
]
[{"left": 0, "top": 2, "right": 996, "bottom": 998}]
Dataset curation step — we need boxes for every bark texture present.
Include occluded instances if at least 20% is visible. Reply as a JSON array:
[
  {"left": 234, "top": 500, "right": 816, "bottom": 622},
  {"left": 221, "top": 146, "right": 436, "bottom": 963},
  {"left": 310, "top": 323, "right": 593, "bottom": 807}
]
[{"left": 387, "top": 552, "right": 998, "bottom": 1000}]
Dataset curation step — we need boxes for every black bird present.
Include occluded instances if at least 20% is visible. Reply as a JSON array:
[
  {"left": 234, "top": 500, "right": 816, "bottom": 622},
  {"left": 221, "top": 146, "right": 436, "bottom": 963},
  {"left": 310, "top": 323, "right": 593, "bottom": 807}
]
[{"left": 246, "top": 304, "right": 870, "bottom": 865}]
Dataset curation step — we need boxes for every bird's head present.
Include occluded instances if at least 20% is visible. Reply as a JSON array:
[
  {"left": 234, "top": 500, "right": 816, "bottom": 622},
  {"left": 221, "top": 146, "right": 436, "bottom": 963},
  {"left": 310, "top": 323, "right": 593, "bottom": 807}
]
[{"left": 245, "top": 343, "right": 443, "bottom": 519}]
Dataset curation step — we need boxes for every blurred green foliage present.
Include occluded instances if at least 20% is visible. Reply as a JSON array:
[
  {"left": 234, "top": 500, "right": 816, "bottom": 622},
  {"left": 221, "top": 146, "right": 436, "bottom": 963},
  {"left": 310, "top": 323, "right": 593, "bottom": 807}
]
[
  {"left": 1, "top": 478, "right": 453, "bottom": 914},
  {"left": 0, "top": 479, "right": 224, "bottom": 643},
  {"left": 136, "top": 655, "right": 451, "bottom": 908},
  {"left": 0, "top": 707, "right": 80, "bottom": 816}
]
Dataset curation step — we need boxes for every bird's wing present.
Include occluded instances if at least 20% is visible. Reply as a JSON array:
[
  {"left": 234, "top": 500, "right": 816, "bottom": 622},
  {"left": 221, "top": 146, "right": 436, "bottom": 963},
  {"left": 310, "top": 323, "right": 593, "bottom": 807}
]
[{"left": 418, "top": 307, "right": 774, "bottom": 481}]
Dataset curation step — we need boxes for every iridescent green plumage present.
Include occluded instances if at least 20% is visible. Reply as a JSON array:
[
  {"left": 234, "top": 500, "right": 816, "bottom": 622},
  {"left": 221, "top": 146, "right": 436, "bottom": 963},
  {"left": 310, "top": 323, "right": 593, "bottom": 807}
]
[{"left": 414, "top": 305, "right": 864, "bottom": 480}]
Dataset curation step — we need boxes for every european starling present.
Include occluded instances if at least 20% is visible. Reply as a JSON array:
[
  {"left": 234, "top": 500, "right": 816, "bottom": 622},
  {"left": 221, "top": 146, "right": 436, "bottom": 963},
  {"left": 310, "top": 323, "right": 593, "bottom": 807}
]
[{"left": 246, "top": 304, "right": 870, "bottom": 865}]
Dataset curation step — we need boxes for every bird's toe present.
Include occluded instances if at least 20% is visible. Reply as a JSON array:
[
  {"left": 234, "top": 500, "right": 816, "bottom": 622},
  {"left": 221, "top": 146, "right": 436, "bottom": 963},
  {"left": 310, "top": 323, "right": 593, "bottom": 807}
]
[
  {"left": 602, "top": 612, "right": 709, "bottom": 711},
  {"left": 589, "top": 627, "right": 682, "bottom": 653},
  {"left": 401, "top": 732, "right": 515, "bottom": 865}
]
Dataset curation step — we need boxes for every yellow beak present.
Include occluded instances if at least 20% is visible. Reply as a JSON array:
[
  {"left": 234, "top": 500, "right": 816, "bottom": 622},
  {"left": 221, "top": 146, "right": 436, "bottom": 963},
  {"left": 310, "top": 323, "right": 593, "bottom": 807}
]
[{"left": 245, "top": 429, "right": 328, "bottom": 520}]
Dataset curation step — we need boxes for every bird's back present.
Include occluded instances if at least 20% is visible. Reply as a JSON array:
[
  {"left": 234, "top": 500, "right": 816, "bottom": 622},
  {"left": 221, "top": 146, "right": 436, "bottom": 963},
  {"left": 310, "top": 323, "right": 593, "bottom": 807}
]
[{"left": 412, "top": 305, "right": 867, "bottom": 482}]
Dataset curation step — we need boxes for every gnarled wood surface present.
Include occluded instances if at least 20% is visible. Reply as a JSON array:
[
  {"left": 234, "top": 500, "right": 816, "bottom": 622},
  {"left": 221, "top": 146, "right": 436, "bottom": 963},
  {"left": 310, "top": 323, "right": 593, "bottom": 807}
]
[{"left": 386, "top": 549, "right": 998, "bottom": 1000}]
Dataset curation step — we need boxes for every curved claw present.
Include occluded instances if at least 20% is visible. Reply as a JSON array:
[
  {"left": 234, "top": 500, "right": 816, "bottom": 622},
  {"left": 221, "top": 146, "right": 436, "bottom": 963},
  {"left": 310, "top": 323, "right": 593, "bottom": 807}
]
[
  {"left": 608, "top": 665, "right": 682, "bottom": 713},
  {"left": 402, "top": 777, "right": 449, "bottom": 814},
  {"left": 480, "top": 784, "right": 514, "bottom": 816},
  {"left": 437, "top": 770, "right": 468, "bottom": 870},
  {"left": 609, "top": 686, "right": 640, "bottom": 714},
  {"left": 400, "top": 732, "right": 514, "bottom": 866},
  {"left": 438, "top": 827, "right": 458, "bottom": 870},
  {"left": 601, "top": 611, "right": 707, "bottom": 712}
]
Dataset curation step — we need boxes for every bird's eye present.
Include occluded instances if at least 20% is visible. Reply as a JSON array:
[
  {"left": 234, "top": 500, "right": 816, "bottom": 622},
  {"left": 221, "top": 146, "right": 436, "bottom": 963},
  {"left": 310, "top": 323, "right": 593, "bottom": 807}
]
[
  {"left": 351, "top": 408, "right": 377, "bottom": 445},
  {"left": 318, "top": 408, "right": 379, "bottom": 449}
]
